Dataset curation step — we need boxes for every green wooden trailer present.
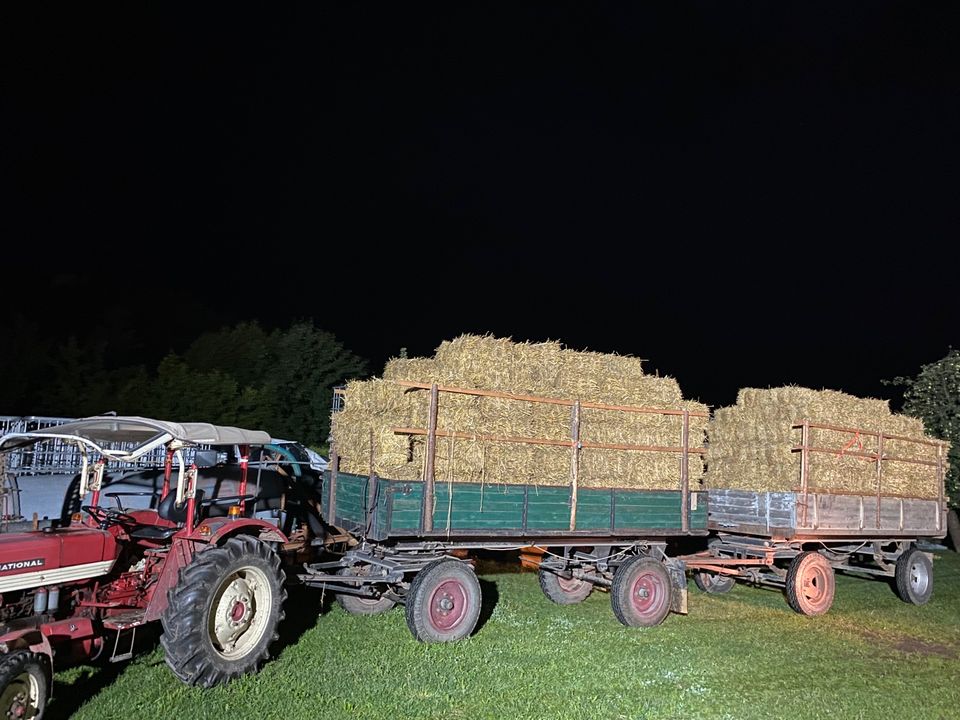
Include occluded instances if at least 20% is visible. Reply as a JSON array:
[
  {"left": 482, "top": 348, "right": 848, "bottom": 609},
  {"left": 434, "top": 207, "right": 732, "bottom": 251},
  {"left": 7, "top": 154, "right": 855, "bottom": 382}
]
[
  {"left": 324, "top": 472, "right": 706, "bottom": 541},
  {"left": 302, "top": 381, "right": 708, "bottom": 643}
]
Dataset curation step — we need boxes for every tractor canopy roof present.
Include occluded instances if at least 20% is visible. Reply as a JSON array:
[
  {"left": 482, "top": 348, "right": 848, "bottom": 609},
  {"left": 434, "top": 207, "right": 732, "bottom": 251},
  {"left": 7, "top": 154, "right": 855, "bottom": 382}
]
[{"left": 0, "top": 415, "right": 272, "bottom": 460}]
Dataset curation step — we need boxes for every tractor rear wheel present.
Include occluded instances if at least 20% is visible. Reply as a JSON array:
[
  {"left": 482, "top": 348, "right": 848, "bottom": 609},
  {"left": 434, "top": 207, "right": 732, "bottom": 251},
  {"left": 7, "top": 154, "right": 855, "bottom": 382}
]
[
  {"left": 161, "top": 535, "right": 286, "bottom": 687},
  {"left": 0, "top": 650, "right": 48, "bottom": 720}
]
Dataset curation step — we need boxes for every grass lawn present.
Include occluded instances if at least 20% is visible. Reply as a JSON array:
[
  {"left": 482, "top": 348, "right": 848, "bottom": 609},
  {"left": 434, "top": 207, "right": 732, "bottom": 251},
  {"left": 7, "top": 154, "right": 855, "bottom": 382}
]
[{"left": 54, "top": 551, "right": 960, "bottom": 720}]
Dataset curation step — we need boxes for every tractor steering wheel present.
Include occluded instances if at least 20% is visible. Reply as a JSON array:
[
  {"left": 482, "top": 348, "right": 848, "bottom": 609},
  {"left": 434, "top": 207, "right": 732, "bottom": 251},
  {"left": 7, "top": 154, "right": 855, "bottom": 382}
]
[{"left": 81, "top": 505, "right": 138, "bottom": 529}]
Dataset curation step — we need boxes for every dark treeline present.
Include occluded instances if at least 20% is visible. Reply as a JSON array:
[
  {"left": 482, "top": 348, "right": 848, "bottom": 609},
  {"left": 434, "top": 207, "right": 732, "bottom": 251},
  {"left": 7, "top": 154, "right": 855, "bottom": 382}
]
[{"left": 1, "top": 319, "right": 367, "bottom": 447}]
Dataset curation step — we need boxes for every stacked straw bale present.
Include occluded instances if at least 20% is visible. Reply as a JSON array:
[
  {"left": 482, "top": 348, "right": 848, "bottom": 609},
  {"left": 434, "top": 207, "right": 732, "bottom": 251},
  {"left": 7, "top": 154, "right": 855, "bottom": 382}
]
[
  {"left": 704, "top": 386, "right": 945, "bottom": 498},
  {"left": 332, "top": 335, "right": 708, "bottom": 490}
]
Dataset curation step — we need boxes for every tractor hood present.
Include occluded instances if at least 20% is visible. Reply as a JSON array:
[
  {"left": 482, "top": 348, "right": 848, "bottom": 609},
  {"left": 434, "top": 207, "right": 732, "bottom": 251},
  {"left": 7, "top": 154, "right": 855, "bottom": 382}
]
[{"left": 0, "top": 527, "right": 119, "bottom": 593}]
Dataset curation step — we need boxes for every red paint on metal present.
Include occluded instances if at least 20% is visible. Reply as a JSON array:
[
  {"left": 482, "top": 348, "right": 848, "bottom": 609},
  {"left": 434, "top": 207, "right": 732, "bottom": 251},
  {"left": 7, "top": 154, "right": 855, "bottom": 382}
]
[
  {"left": 185, "top": 464, "right": 198, "bottom": 535},
  {"left": 161, "top": 448, "right": 174, "bottom": 502},
  {"left": 428, "top": 578, "right": 467, "bottom": 631},
  {"left": 629, "top": 569, "right": 667, "bottom": 619},
  {"left": 193, "top": 518, "right": 288, "bottom": 547},
  {"left": 39, "top": 617, "right": 96, "bottom": 643},
  {"left": 238, "top": 444, "right": 249, "bottom": 515},
  {"left": 0, "top": 527, "right": 117, "bottom": 577},
  {"left": 143, "top": 538, "right": 198, "bottom": 622}
]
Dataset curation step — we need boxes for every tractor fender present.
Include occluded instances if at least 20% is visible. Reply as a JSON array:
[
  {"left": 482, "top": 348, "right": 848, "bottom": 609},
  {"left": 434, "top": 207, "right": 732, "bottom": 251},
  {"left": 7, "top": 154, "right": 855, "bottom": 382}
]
[
  {"left": 143, "top": 521, "right": 287, "bottom": 624},
  {"left": 0, "top": 628, "right": 53, "bottom": 666},
  {"left": 0, "top": 628, "right": 47, "bottom": 653},
  {"left": 193, "top": 518, "right": 288, "bottom": 547}
]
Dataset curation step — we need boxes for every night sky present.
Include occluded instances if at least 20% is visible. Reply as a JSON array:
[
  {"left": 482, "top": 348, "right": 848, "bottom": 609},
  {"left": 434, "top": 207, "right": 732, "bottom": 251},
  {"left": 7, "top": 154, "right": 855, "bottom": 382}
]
[{"left": 4, "top": 3, "right": 957, "bottom": 410}]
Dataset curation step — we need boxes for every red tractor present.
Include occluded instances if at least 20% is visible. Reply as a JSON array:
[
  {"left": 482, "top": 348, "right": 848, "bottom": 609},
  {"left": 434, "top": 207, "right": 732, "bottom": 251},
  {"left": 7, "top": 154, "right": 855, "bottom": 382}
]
[{"left": 0, "top": 416, "right": 310, "bottom": 718}]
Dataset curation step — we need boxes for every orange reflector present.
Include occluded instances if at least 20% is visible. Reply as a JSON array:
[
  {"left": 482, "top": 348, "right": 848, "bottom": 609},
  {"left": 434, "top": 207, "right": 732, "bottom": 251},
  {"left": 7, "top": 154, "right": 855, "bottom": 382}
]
[
  {"left": 72, "top": 513, "right": 82, "bottom": 524},
  {"left": 228, "top": 506, "right": 242, "bottom": 518},
  {"left": 198, "top": 525, "right": 212, "bottom": 536}
]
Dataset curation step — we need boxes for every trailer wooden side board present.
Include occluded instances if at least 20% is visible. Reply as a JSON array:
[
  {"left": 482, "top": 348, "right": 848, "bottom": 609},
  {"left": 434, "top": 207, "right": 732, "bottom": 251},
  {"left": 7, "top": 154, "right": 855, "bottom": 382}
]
[
  {"left": 324, "top": 470, "right": 707, "bottom": 541},
  {"left": 707, "top": 489, "right": 945, "bottom": 539}
]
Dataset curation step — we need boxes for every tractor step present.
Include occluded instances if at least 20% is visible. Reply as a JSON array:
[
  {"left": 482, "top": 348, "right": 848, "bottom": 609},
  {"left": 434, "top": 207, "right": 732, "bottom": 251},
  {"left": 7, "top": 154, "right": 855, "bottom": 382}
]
[
  {"left": 103, "top": 611, "right": 148, "bottom": 631},
  {"left": 104, "top": 617, "right": 145, "bottom": 663}
]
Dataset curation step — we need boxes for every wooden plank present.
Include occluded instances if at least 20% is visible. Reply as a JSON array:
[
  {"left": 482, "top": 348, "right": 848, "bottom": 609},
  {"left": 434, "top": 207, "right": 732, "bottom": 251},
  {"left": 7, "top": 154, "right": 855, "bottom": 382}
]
[{"left": 422, "top": 383, "right": 439, "bottom": 533}]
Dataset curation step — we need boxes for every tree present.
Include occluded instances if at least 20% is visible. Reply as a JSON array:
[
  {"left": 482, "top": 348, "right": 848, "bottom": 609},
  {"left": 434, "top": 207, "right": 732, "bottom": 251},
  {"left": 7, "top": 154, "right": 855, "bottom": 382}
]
[
  {"left": 256, "top": 322, "right": 367, "bottom": 445},
  {"left": 179, "top": 320, "right": 367, "bottom": 445},
  {"left": 890, "top": 350, "right": 960, "bottom": 549},
  {"left": 0, "top": 315, "right": 51, "bottom": 413},
  {"left": 38, "top": 337, "right": 113, "bottom": 416}
]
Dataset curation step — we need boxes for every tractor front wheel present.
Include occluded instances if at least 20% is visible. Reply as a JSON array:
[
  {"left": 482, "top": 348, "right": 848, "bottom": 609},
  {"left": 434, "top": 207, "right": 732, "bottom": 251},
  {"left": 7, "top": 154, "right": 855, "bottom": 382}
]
[
  {"left": 161, "top": 535, "right": 286, "bottom": 687},
  {"left": 0, "top": 650, "right": 48, "bottom": 720}
]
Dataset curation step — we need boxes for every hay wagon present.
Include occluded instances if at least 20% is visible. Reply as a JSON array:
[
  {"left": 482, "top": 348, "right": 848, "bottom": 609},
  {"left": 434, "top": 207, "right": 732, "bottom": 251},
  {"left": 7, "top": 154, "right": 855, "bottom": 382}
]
[
  {"left": 300, "top": 381, "right": 709, "bottom": 641},
  {"left": 685, "top": 419, "right": 949, "bottom": 615}
]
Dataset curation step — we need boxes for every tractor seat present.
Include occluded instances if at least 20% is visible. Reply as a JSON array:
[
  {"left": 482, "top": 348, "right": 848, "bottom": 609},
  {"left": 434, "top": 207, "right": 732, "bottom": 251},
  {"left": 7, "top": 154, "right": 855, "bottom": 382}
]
[
  {"left": 129, "top": 524, "right": 178, "bottom": 541},
  {"left": 129, "top": 489, "right": 205, "bottom": 540}
]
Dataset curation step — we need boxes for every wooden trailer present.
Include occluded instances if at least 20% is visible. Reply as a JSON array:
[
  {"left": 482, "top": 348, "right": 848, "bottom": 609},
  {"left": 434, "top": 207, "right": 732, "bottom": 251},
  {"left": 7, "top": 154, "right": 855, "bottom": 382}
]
[
  {"left": 685, "top": 420, "right": 948, "bottom": 615},
  {"left": 302, "top": 382, "right": 708, "bottom": 642}
]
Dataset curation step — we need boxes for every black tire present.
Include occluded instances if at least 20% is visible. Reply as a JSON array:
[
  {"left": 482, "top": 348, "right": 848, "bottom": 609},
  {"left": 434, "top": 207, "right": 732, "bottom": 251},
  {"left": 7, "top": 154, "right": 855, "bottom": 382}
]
[
  {"left": 785, "top": 551, "right": 835, "bottom": 616},
  {"left": 335, "top": 565, "right": 397, "bottom": 615},
  {"left": 611, "top": 556, "right": 672, "bottom": 628},
  {"left": 692, "top": 571, "right": 735, "bottom": 594},
  {"left": 894, "top": 547, "right": 933, "bottom": 605},
  {"left": 0, "top": 650, "right": 48, "bottom": 720},
  {"left": 405, "top": 559, "right": 481, "bottom": 643},
  {"left": 160, "top": 535, "right": 287, "bottom": 687},
  {"left": 538, "top": 568, "right": 594, "bottom": 605}
]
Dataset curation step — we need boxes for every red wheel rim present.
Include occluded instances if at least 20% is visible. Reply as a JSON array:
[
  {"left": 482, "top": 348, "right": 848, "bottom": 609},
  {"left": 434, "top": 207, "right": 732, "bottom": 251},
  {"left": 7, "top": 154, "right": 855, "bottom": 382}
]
[
  {"left": 428, "top": 578, "right": 468, "bottom": 631},
  {"left": 557, "top": 575, "right": 585, "bottom": 593},
  {"left": 799, "top": 562, "right": 830, "bottom": 612},
  {"left": 630, "top": 570, "right": 666, "bottom": 619}
]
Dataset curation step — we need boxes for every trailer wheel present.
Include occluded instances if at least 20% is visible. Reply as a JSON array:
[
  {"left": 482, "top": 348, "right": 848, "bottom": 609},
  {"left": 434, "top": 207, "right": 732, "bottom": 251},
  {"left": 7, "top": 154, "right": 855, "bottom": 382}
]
[
  {"left": 335, "top": 565, "right": 397, "bottom": 615},
  {"left": 0, "top": 650, "right": 48, "bottom": 720},
  {"left": 161, "top": 535, "right": 286, "bottom": 687},
  {"left": 405, "top": 559, "right": 481, "bottom": 643},
  {"left": 785, "top": 551, "right": 835, "bottom": 616},
  {"left": 693, "top": 571, "right": 735, "bottom": 594},
  {"left": 894, "top": 547, "right": 933, "bottom": 605},
  {"left": 538, "top": 568, "right": 594, "bottom": 605},
  {"left": 611, "top": 556, "right": 672, "bottom": 627}
]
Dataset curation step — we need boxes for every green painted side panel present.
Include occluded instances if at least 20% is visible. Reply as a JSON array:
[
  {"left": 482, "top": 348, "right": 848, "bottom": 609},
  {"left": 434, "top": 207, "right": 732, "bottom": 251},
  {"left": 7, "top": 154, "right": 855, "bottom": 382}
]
[
  {"left": 388, "top": 482, "right": 423, "bottom": 531},
  {"left": 430, "top": 483, "right": 526, "bottom": 530},
  {"left": 334, "top": 474, "right": 369, "bottom": 525},
  {"left": 575, "top": 489, "right": 613, "bottom": 530},
  {"left": 328, "top": 472, "right": 706, "bottom": 537}
]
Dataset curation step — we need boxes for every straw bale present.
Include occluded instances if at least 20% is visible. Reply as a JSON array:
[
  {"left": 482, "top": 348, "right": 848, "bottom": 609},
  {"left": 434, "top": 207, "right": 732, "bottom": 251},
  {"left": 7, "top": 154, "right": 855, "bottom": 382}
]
[
  {"left": 705, "top": 386, "right": 944, "bottom": 499},
  {"left": 333, "top": 335, "right": 707, "bottom": 491}
]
